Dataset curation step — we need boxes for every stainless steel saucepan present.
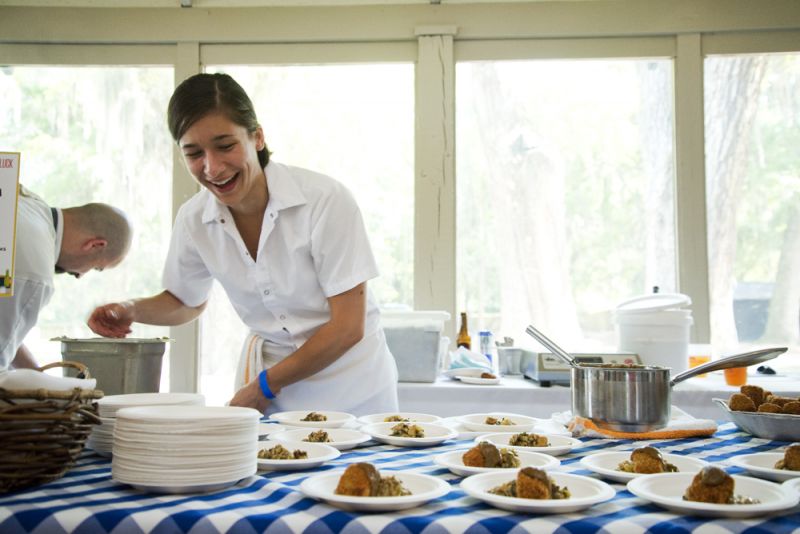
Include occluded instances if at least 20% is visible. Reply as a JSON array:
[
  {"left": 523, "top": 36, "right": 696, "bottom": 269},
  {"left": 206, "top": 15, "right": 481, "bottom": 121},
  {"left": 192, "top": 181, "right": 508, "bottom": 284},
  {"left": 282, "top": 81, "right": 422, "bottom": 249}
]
[{"left": 525, "top": 325, "right": 787, "bottom": 433}]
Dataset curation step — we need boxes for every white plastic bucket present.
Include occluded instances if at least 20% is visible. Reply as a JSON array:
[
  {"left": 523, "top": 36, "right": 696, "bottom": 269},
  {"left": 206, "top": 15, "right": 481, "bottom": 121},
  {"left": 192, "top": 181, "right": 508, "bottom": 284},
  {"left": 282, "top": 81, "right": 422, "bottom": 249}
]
[{"left": 614, "top": 293, "right": 693, "bottom": 373}]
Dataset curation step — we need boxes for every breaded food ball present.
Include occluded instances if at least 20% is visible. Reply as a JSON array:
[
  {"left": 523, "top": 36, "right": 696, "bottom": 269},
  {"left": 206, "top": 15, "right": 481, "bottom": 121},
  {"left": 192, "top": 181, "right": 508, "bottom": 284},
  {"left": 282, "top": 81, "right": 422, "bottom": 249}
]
[
  {"left": 516, "top": 467, "right": 553, "bottom": 499},
  {"left": 775, "top": 444, "right": 800, "bottom": 471},
  {"left": 683, "top": 466, "right": 734, "bottom": 504},
  {"left": 757, "top": 403, "right": 783, "bottom": 413},
  {"left": 728, "top": 393, "right": 756, "bottom": 412},
  {"left": 764, "top": 395, "right": 794, "bottom": 407},
  {"left": 740, "top": 385, "right": 765, "bottom": 408},
  {"left": 463, "top": 441, "right": 502, "bottom": 468},
  {"left": 782, "top": 401, "right": 800, "bottom": 415},
  {"left": 630, "top": 446, "right": 677, "bottom": 474},
  {"left": 335, "top": 463, "right": 381, "bottom": 496}
]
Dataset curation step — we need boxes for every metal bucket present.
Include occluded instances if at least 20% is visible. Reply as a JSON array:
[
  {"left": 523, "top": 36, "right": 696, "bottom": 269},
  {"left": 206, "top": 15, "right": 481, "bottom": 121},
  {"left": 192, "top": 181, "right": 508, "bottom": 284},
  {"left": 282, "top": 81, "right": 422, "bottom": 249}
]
[{"left": 55, "top": 337, "right": 168, "bottom": 395}]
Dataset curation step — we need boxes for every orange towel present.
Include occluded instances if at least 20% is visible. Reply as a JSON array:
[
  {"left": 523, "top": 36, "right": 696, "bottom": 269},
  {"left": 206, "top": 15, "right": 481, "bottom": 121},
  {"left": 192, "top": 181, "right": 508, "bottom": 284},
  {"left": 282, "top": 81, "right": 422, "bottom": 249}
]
[{"left": 568, "top": 407, "right": 717, "bottom": 440}]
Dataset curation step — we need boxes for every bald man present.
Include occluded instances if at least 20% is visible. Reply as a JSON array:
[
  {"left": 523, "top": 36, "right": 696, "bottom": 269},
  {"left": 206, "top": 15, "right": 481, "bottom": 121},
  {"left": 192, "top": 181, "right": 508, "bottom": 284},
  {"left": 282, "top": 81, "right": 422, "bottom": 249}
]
[{"left": 0, "top": 186, "right": 132, "bottom": 371}]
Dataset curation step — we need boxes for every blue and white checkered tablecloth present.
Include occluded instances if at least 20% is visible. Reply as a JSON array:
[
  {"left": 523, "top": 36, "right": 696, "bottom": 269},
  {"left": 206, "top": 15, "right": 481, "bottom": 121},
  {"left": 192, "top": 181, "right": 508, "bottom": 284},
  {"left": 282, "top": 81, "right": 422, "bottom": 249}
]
[{"left": 1, "top": 422, "right": 798, "bottom": 534}]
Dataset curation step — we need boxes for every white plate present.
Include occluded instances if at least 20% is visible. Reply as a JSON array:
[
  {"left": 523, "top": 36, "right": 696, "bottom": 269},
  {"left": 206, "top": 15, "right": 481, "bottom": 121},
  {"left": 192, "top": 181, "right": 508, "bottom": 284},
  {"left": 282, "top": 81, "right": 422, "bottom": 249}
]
[
  {"left": 115, "top": 405, "right": 259, "bottom": 423},
  {"left": 627, "top": 472, "right": 799, "bottom": 518},
  {"left": 442, "top": 368, "right": 492, "bottom": 380},
  {"left": 782, "top": 478, "right": 800, "bottom": 495},
  {"left": 458, "top": 413, "right": 539, "bottom": 433},
  {"left": 457, "top": 376, "right": 500, "bottom": 385},
  {"left": 300, "top": 470, "right": 450, "bottom": 512},
  {"left": 434, "top": 448, "right": 560, "bottom": 477},
  {"left": 357, "top": 412, "right": 442, "bottom": 425},
  {"left": 258, "top": 423, "right": 286, "bottom": 437},
  {"left": 475, "top": 433, "right": 581, "bottom": 456},
  {"left": 728, "top": 452, "right": 800, "bottom": 482},
  {"left": 98, "top": 392, "right": 204, "bottom": 414},
  {"left": 360, "top": 422, "right": 457, "bottom": 447},
  {"left": 269, "top": 428, "right": 371, "bottom": 451},
  {"left": 461, "top": 471, "right": 615, "bottom": 514},
  {"left": 580, "top": 451, "right": 709, "bottom": 483},
  {"left": 270, "top": 410, "right": 356, "bottom": 429},
  {"left": 256, "top": 440, "right": 340, "bottom": 471}
]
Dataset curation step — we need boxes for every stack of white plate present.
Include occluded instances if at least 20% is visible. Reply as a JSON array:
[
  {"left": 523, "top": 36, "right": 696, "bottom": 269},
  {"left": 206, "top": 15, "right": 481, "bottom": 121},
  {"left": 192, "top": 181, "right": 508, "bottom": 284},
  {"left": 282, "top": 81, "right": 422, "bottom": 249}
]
[
  {"left": 112, "top": 405, "right": 260, "bottom": 494},
  {"left": 88, "top": 392, "right": 205, "bottom": 456}
]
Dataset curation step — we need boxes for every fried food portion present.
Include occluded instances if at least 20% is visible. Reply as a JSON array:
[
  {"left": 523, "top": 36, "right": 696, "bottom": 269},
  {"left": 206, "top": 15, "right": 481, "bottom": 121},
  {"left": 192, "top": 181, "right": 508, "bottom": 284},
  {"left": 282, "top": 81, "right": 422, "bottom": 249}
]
[
  {"left": 257, "top": 444, "right": 308, "bottom": 460},
  {"left": 334, "top": 463, "right": 411, "bottom": 497},
  {"left": 757, "top": 403, "right": 782, "bottom": 413},
  {"left": 764, "top": 395, "right": 794, "bottom": 407},
  {"left": 462, "top": 441, "right": 520, "bottom": 468},
  {"left": 775, "top": 443, "right": 800, "bottom": 471},
  {"left": 728, "top": 393, "right": 756, "bottom": 412},
  {"left": 489, "top": 467, "right": 570, "bottom": 500},
  {"left": 740, "top": 385, "right": 765, "bottom": 408},
  {"left": 485, "top": 416, "right": 515, "bottom": 425},
  {"left": 508, "top": 432, "right": 549, "bottom": 447},
  {"left": 383, "top": 415, "right": 410, "bottom": 422},
  {"left": 301, "top": 412, "right": 327, "bottom": 422},
  {"left": 304, "top": 430, "right": 332, "bottom": 442},
  {"left": 617, "top": 446, "right": 678, "bottom": 474},
  {"left": 390, "top": 422, "right": 425, "bottom": 438},
  {"left": 783, "top": 401, "right": 800, "bottom": 415},
  {"left": 480, "top": 372, "right": 496, "bottom": 379},
  {"left": 683, "top": 466, "right": 734, "bottom": 504},
  {"left": 335, "top": 463, "right": 381, "bottom": 496}
]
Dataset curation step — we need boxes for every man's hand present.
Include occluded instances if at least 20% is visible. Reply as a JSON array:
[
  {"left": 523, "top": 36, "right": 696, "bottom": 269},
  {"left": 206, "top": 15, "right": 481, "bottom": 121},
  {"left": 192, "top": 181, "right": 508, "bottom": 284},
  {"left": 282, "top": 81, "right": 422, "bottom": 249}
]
[
  {"left": 87, "top": 300, "right": 135, "bottom": 338},
  {"left": 228, "top": 378, "right": 270, "bottom": 414}
]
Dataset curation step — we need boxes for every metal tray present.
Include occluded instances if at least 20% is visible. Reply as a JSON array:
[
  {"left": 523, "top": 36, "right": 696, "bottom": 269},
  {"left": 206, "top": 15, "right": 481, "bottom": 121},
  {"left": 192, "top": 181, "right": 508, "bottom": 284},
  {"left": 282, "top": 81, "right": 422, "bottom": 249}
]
[{"left": 714, "top": 398, "right": 800, "bottom": 441}]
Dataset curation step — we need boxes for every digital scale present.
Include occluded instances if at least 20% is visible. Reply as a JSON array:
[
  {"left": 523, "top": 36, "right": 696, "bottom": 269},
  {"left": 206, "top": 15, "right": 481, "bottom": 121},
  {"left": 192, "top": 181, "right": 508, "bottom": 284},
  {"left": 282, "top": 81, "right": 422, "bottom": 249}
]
[{"left": 524, "top": 352, "right": 641, "bottom": 387}]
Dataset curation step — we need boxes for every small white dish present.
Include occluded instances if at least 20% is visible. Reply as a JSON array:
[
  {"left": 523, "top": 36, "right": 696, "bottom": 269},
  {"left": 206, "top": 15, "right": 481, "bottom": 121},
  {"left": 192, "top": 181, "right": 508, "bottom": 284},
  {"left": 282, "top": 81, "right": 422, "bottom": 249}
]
[
  {"left": 627, "top": 472, "right": 799, "bottom": 518},
  {"left": 434, "top": 448, "right": 560, "bottom": 477},
  {"left": 300, "top": 471, "right": 450, "bottom": 512},
  {"left": 256, "top": 440, "right": 340, "bottom": 471},
  {"left": 728, "top": 452, "right": 800, "bottom": 482},
  {"left": 580, "top": 451, "right": 709, "bottom": 483},
  {"left": 360, "top": 422, "right": 457, "bottom": 447},
  {"left": 270, "top": 410, "right": 355, "bottom": 429},
  {"left": 782, "top": 478, "right": 800, "bottom": 496},
  {"left": 442, "top": 368, "right": 492, "bottom": 380},
  {"left": 258, "top": 423, "right": 286, "bottom": 438},
  {"left": 475, "top": 432, "right": 580, "bottom": 456},
  {"left": 357, "top": 412, "right": 441, "bottom": 425},
  {"left": 269, "top": 428, "right": 371, "bottom": 451},
  {"left": 458, "top": 413, "right": 538, "bottom": 433},
  {"left": 457, "top": 376, "right": 500, "bottom": 385},
  {"left": 461, "top": 471, "right": 614, "bottom": 513}
]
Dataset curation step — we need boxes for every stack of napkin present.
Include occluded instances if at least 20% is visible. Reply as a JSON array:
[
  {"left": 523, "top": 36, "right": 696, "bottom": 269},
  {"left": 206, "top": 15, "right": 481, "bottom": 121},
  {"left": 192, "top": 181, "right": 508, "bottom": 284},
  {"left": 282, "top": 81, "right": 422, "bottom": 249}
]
[
  {"left": 444, "top": 346, "right": 493, "bottom": 373},
  {"left": 0, "top": 368, "right": 97, "bottom": 392}
]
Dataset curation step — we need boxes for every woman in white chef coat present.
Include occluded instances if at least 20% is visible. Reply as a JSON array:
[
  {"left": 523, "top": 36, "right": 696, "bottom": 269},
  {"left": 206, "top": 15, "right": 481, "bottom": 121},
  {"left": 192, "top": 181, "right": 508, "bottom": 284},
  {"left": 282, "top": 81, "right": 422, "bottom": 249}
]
[{"left": 87, "top": 73, "right": 399, "bottom": 415}]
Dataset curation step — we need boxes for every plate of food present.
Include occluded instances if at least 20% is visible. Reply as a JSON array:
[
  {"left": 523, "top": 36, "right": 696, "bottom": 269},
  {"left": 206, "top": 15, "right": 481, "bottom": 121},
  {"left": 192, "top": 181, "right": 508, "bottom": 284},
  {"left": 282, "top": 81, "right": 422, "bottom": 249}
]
[
  {"left": 579, "top": 447, "right": 709, "bottom": 483},
  {"left": 357, "top": 412, "right": 441, "bottom": 425},
  {"left": 441, "top": 368, "right": 494, "bottom": 380},
  {"left": 627, "top": 468, "right": 799, "bottom": 518},
  {"left": 300, "top": 462, "right": 450, "bottom": 512},
  {"left": 457, "top": 413, "right": 539, "bottom": 433},
  {"left": 256, "top": 440, "right": 340, "bottom": 471},
  {"left": 269, "top": 428, "right": 371, "bottom": 451},
  {"left": 258, "top": 422, "right": 287, "bottom": 438},
  {"left": 457, "top": 376, "right": 500, "bottom": 385},
  {"left": 727, "top": 446, "right": 800, "bottom": 482},
  {"left": 475, "top": 432, "right": 580, "bottom": 456},
  {"left": 461, "top": 468, "right": 614, "bottom": 514},
  {"left": 360, "top": 421, "right": 457, "bottom": 447},
  {"left": 434, "top": 441, "right": 560, "bottom": 477},
  {"left": 270, "top": 410, "right": 356, "bottom": 429}
]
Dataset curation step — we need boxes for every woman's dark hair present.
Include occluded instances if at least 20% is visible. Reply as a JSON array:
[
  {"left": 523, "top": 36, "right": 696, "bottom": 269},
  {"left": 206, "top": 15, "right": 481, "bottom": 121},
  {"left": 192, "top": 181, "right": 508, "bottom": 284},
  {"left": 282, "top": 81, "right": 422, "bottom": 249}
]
[{"left": 167, "top": 73, "right": 270, "bottom": 168}]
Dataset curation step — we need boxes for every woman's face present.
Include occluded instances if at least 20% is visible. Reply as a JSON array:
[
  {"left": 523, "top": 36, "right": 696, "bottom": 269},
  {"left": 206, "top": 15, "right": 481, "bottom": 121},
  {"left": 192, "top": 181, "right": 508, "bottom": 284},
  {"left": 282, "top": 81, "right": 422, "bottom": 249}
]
[{"left": 178, "top": 111, "right": 266, "bottom": 212}]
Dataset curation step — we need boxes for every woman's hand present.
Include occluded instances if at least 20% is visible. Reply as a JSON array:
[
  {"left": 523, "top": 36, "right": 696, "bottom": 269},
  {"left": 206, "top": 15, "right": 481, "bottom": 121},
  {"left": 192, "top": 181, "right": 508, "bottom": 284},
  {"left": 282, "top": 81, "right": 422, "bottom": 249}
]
[
  {"left": 229, "top": 378, "right": 271, "bottom": 414},
  {"left": 87, "top": 300, "right": 135, "bottom": 338}
]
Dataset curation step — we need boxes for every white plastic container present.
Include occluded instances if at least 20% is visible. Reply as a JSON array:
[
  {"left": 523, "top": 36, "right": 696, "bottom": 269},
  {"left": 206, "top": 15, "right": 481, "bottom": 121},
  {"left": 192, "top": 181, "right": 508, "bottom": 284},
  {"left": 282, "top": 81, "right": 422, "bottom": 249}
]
[
  {"left": 614, "top": 293, "right": 693, "bottom": 374},
  {"left": 381, "top": 310, "right": 450, "bottom": 382}
]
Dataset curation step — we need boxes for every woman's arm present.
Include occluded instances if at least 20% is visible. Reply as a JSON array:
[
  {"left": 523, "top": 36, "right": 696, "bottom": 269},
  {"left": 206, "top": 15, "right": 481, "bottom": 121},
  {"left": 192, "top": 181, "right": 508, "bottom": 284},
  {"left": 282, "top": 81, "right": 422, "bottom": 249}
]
[
  {"left": 228, "top": 281, "right": 367, "bottom": 412},
  {"left": 87, "top": 290, "right": 207, "bottom": 338}
]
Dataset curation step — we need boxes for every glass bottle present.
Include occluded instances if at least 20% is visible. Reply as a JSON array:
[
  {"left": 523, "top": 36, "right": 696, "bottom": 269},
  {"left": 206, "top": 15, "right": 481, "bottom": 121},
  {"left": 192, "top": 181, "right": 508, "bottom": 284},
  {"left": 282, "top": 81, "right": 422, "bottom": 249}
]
[{"left": 456, "top": 312, "right": 471, "bottom": 349}]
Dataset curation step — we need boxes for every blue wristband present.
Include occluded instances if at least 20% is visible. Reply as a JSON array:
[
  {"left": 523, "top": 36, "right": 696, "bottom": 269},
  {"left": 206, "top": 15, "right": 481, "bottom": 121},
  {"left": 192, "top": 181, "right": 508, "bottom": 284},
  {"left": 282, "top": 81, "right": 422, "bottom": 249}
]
[{"left": 258, "top": 370, "right": 276, "bottom": 400}]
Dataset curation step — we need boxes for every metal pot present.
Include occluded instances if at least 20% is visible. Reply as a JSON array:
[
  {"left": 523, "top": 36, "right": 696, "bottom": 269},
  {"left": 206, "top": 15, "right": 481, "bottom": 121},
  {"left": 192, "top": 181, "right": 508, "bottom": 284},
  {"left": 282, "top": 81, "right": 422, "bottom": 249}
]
[{"left": 526, "top": 325, "right": 787, "bottom": 433}]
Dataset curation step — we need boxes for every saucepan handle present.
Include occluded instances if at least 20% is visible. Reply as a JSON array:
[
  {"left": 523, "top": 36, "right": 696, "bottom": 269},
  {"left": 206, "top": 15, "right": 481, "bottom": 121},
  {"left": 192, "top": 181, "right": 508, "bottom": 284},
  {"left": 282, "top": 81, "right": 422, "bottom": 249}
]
[{"left": 669, "top": 347, "right": 787, "bottom": 387}]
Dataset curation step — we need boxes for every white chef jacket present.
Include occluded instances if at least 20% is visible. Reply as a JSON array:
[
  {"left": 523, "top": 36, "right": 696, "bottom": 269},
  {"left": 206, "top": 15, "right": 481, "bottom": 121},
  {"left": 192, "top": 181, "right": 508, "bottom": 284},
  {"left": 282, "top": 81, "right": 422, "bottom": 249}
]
[
  {"left": 163, "top": 161, "right": 398, "bottom": 414},
  {"left": 0, "top": 187, "right": 63, "bottom": 370}
]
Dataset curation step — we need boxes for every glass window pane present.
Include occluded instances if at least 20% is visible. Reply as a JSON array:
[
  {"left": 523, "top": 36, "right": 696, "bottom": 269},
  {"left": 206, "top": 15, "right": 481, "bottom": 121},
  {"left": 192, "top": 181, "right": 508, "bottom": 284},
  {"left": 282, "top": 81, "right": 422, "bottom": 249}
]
[
  {"left": 456, "top": 59, "right": 676, "bottom": 348},
  {"left": 199, "top": 64, "right": 414, "bottom": 405},
  {"left": 0, "top": 67, "right": 174, "bottom": 384},
  {"left": 705, "top": 53, "right": 800, "bottom": 368}
]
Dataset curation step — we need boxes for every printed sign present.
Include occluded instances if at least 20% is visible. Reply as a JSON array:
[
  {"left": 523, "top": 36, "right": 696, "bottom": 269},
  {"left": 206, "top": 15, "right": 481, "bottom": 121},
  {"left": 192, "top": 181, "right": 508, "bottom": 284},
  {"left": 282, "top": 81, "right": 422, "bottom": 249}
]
[{"left": 0, "top": 152, "right": 21, "bottom": 297}]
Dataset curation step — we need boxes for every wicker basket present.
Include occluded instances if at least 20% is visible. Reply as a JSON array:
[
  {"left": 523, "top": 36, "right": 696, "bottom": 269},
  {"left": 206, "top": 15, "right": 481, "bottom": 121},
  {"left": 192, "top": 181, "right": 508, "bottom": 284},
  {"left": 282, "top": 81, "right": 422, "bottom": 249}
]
[{"left": 0, "top": 361, "right": 104, "bottom": 493}]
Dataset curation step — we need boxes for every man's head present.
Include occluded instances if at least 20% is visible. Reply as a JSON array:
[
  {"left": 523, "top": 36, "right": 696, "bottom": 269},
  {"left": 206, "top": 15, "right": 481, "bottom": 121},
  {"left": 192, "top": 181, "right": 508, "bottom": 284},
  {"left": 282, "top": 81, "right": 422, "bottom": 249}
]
[{"left": 57, "top": 203, "right": 132, "bottom": 278}]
